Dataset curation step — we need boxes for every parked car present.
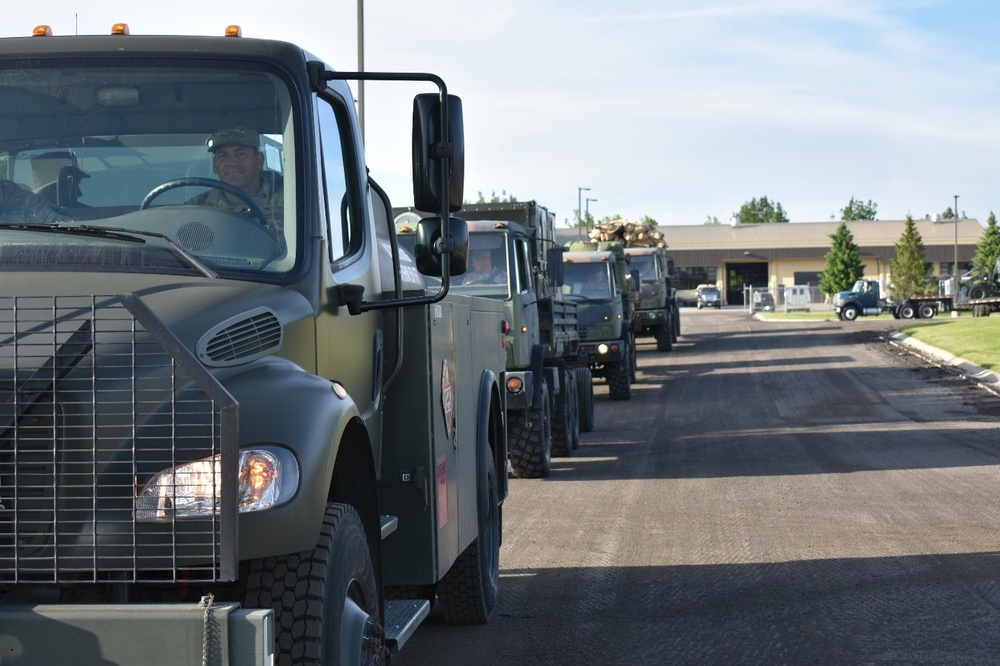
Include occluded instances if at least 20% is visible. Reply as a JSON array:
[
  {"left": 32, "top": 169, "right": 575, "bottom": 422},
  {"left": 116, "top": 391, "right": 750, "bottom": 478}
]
[{"left": 697, "top": 285, "right": 721, "bottom": 309}]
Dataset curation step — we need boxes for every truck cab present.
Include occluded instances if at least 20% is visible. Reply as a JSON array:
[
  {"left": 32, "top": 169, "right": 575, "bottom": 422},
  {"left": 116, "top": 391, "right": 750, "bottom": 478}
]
[
  {"left": 624, "top": 246, "right": 679, "bottom": 351},
  {"left": 833, "top": 279, "right": 888, "bottom": 320},
  {"left": 563, "top": 247, "right": 637, "bottom": 400},
  {"left": 0, "top": 25, "right": 507, "bottom": 665}
]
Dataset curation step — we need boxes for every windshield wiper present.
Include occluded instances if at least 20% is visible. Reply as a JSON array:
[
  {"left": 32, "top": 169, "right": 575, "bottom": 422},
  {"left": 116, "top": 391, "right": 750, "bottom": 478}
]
[{"left": 0, "top": 222, "right": 218, "bottom": 278}]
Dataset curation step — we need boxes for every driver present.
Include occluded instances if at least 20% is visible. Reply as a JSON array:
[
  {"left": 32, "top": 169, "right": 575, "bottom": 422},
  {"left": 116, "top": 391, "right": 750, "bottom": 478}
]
[{"left": 186, "top": 127, "right": 284, "bottom": 245}]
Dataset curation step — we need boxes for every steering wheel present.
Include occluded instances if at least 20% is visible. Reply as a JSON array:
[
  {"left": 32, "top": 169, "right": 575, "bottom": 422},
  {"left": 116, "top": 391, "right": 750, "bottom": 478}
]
[{"left": 140, "top": 177, "right": 270, "bottom": 230}]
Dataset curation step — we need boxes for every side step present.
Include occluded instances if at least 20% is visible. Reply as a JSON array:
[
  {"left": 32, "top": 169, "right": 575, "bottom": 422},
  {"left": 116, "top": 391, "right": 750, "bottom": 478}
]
[
  {"left": 380, "top": 514, "right": 398, "bottom": 539},
  {"left": 384, "top": 599, "right": 430, "bottom": 650}
]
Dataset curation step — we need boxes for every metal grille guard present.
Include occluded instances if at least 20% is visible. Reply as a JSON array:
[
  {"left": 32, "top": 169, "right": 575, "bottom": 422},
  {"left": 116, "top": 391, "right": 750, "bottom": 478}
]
[{"left": 0, "top": 294, "right": 238, "bottom": 584}]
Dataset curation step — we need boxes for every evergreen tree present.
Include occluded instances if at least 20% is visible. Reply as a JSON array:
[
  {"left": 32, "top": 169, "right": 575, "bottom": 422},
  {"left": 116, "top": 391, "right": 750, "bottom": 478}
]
[
  {"left": 889, "top": 216, "right": 933, "bottom": 298},
  {"left": 972, "top": 211, "right": 1000, "bottom": 279},
  {"left": 819, "top": 222, "right": 864, "bottom": 295}
]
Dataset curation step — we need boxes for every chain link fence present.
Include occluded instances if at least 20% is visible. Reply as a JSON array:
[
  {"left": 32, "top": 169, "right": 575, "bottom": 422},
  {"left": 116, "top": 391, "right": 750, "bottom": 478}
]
[{"left": 744, "top": 285, "right": 833, "bottom": 314}]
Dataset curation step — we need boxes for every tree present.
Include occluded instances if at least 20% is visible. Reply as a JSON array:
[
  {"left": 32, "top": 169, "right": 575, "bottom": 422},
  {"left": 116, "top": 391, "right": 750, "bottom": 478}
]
[
  {"left": 704, "top": 215, "right": 721, "bottom": 225},
  {"left": 639, "top": 215, "right": 657, "bottom": 227},
  {"left": 819, "top": 223, "right": 864, "bottom": 295},
  {"left": 889, "top": 215, "right": 933, "bottom": 298},
  {"left": 840, "top": 197, "right": 877, "bottom": 221},
  {"left": 471, "top": 190, "right": 518, "bottom": 204},
  {"left": 733, "top": 196, "right": 788, "bottom": 224},
  {"left": 971, "top": 211, "right": 1000, "bottom": 279}
]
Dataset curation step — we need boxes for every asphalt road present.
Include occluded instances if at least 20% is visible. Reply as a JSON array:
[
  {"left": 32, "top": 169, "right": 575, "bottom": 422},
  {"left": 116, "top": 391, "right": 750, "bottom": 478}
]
[{"left": 394, "top": 307, "right": 1000, "bottom": 665}]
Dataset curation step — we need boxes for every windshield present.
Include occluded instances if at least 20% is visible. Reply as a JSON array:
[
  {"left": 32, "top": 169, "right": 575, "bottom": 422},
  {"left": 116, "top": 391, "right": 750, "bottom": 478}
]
[
  {"left": 452, "top": 232, "right": 510, "bottom": 299},
  {"left": 563, "top": 262, "right": 612, "bottom": 298},
  {"left": 628, "top": 254, "right": 658, "bottom": 281},
  {"left": 0, "top": 60, "right": 301, "bottom": 276}
]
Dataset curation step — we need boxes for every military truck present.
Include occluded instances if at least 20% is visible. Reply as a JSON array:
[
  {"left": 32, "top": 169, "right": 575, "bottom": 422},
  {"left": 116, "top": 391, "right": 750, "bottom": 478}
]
[
  {"left": 563, "top": 243, "right": 638, "bottom": 400},
  {"left": 396, "top": 201, "right": 594, "bottom": 478},
  {"left": 0, "top": 24, "right": 509, "bottom": 665},
  {"left": 585, "top": 221, "right": 679, "bottom": 353},
  {"left": 623, "top": 246, "right": 680, "bottom": 351}
]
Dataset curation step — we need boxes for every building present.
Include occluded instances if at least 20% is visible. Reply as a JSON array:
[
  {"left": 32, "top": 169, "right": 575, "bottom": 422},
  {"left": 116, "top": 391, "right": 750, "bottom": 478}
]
[{"left": 558, "top": 218, "right": 984, "bottom": 307}]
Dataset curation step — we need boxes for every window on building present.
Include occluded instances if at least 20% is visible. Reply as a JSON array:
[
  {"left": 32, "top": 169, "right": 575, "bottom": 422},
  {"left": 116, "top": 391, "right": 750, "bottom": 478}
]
[{"left": 677, "top": 266, "right": 717, "bottom": 290}]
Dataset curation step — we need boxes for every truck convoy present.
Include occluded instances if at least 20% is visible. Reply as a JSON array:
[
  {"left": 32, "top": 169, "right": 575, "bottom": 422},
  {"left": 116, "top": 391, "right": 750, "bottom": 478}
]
[
  {"left": 396, "top": 201, "right": 594, "bottom": 479},
  {"left": 563, "top": 243, "right": 638, "bottom": 400},
  {"left": 0, "top": 25, "right": 509, "bottom": 665}
]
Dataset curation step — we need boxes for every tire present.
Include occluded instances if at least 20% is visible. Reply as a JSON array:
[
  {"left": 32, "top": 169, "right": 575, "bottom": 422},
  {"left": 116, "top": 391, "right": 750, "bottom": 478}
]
[
  {"left": 969, "top": 284, "right": 990, "bottom": 300},
  {"left": 841, "top": 304, "right": 860, "bottom": 321},
  {"left": 654, "top": 326, "right": 672, "bottom": 351},
  {"left": 607, "top": 360, "right": 631, "bottom": 401},
  {"left": 627, "top": 334, "right": 638, "bottom": 383},
  {"left": 551, "top": 369, "right": 578, "bottom": 457},
  {"left": 508, "top": 383, "right": 551, "bottom": 478},
  {"left": 245, "top": 503, "right": 383, "bottom": 666},
  {"left": 575, "top": 366, "right": 595, "bottom": 435},
  {"left": 438, "top": 445, "right": 500, "bottom": 624},
  {"left": 918, "top": 303, "right": 936, "bottom": 319},
  {"left": 899, "top": 304, "right": 916, "bottom": 319}
]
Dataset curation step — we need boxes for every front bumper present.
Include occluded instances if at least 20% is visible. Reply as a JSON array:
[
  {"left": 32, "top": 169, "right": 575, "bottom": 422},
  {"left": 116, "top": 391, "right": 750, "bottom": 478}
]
[
  {"left": 0, "top": 603, "right": 274, "bottom": 665},
  {"left": 578, "top": 339, "right": 627, "bottom": 365},
  {"left": 633, "top": 309, "right": 667, "bottom": 332}
]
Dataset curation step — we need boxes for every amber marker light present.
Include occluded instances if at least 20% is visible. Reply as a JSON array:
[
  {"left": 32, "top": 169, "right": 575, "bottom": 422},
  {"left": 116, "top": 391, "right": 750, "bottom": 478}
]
[
  {"left": 225, "top": 25, "right": 243, "bottom": 37},
  {"left": 32, "top": 25, "right": 53, "bottom": 37},
  {"left": 110, "top": 23, "right": 130, "bottom": 35}
]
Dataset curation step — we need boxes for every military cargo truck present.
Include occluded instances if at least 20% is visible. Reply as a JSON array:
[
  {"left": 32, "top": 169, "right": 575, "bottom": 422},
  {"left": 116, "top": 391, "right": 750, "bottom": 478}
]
[
  {"left": 395, "top": 201, "right": 595, "bottom": 478},
  {"left": 563, "top": 243, "right": 638, "bottom": 400},
  {"left": 0, "top": 24, "right": 508, "bottom": 665},
  {"left": 623, "top": 246, "right": 680, "bottom": 352}
]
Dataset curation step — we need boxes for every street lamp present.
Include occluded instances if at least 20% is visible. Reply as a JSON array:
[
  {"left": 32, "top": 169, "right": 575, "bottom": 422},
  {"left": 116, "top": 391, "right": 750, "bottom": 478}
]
[
  {"left": 577, "top": 187, "right": 590, "bottom": 239},
  {"left": 586, "top": 197, "right": 598, "bottom": 233},
  {"left": 954, "top": 194, "right": 959, "bottom": 277}
]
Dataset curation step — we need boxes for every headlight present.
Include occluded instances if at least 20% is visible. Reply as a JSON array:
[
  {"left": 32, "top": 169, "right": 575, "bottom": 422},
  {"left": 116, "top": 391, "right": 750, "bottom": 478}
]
[
  {"left": 597, "top": 343, "right": 610, "bottom": 354},
  {"left": 136, "top": 447, "right": 299, "bottom": 521}
]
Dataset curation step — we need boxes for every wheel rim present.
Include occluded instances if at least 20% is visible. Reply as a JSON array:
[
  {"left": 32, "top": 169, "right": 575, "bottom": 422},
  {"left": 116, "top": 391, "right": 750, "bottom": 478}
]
[{"left": 340, "top": 594, "right": 385, "bottom": 665}]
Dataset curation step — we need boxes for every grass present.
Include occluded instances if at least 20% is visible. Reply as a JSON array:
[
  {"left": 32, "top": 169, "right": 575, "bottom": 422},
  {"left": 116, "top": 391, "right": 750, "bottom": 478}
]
[
  {"left": 755, "top": 308, "right": 1000, "bottom": 371},
  {"left": 898, "top": 316, "right": 1000, "bottom": 371}
]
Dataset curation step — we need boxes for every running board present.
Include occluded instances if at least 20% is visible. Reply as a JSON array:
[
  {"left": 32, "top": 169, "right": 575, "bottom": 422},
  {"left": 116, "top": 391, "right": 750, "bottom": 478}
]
[
  {"left": 380, "top": 514, "right": 398, "bottom": 539},
  {"left": 384, "top": 599, "right": 430, "bottom": 650}
]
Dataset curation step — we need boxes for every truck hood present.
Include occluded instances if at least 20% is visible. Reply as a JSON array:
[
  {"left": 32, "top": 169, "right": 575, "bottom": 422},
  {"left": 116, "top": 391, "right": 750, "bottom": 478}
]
[{"left": 1, "top": 271, "right": 316, "bottom": 371}]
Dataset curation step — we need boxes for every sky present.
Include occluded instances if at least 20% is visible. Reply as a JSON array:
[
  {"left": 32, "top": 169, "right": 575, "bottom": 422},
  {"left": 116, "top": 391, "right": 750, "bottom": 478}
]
[{"left": 5, "top": 1, "right": 1000, "bottom": 227}]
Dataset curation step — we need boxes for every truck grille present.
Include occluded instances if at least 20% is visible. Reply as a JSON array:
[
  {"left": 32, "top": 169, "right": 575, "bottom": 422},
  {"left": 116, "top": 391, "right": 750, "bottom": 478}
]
[{"left": 0, "top": 295, "right": 238, "bottom": 584}]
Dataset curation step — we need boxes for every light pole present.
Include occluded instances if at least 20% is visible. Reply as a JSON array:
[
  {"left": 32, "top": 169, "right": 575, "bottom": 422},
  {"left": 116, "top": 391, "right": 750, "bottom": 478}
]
[
  {"left": 953, "top": 194, "right": 960, "bottom": 318},
  {"left": 357, "top": 0, "right": 365, "bottom": 141},
  {"left": 577, "top": 187, "right": 590, "bottom": 239},
  {"left": 586, "top": 197, "right": 598, "bottom": 233},
  {"left": 954, "top": 194, "right": 959, "bottom": 277}
]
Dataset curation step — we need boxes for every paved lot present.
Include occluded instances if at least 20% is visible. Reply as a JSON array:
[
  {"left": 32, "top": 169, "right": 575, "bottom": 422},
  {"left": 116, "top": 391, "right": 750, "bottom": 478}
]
[{"left": 395, "top": 307, "right": 1000, "bottom": 665}]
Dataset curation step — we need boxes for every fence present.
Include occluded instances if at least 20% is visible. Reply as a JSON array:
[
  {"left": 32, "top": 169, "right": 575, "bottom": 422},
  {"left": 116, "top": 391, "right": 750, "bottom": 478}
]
[{"left": 743, "top": 285, "right": 833, "bottom": 314}]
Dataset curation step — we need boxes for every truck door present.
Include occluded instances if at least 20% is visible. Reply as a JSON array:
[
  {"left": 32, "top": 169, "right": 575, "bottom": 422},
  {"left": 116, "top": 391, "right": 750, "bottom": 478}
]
[{"left": 314, "top": 93, "right": 385, "bottom": 451}]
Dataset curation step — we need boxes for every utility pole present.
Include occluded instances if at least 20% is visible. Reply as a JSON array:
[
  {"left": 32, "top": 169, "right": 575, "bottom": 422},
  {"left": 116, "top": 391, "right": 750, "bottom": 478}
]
[
  {"left": 586, "top": 198, "right": 598, "bottom": 233},
  {"left": 357, "top": 0, "right": 365, "bottom": 142},
  {"left": 577, "top": 187, "right": 590, "bottom": 239}
]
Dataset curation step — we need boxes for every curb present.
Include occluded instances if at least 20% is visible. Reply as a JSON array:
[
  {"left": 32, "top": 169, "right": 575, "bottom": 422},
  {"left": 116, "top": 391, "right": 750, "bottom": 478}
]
[{"left": 888, "top": 330, "right": 1000, "bottom": 386}]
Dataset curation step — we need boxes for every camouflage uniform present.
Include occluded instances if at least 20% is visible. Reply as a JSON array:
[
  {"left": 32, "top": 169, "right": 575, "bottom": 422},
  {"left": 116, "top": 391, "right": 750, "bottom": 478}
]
[
  {"left": 187, "top": 127, "right": 285, "bottom": 249},
  {"left": 186, "top": 171, "right": 284, "bottom": 243},
  {"left": 0, "top": 181, "right": 71, "bottom": 224}
]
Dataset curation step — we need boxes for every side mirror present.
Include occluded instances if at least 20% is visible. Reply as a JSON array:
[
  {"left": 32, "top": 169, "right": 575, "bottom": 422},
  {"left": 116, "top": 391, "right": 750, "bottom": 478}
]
[
  {"left": 414, "top": 216, "right": 469, "bottom": 277},
  {"left": 546, "top": 247, "right": 565, "bottom": 286},
  {"left": 412, "top": 93, "right": 465, "bottom": 213},
  {"left": 630, "top": 270, "right": 641, "bottom": 292}
]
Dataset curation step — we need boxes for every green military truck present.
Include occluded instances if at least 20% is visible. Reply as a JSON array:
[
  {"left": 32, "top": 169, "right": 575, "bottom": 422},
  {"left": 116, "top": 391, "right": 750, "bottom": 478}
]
[
  {"left": 396, "top": 201, "right": 595, "bottom": 479},
  {"left": 563, "top": 243, "right": 638, "bottom": 401},
  {"left": 0, "top": 25, "right": 509, "bottom": 665},
  {"left": 623, "top": 246, "right": 680, "bottom": 352}
]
